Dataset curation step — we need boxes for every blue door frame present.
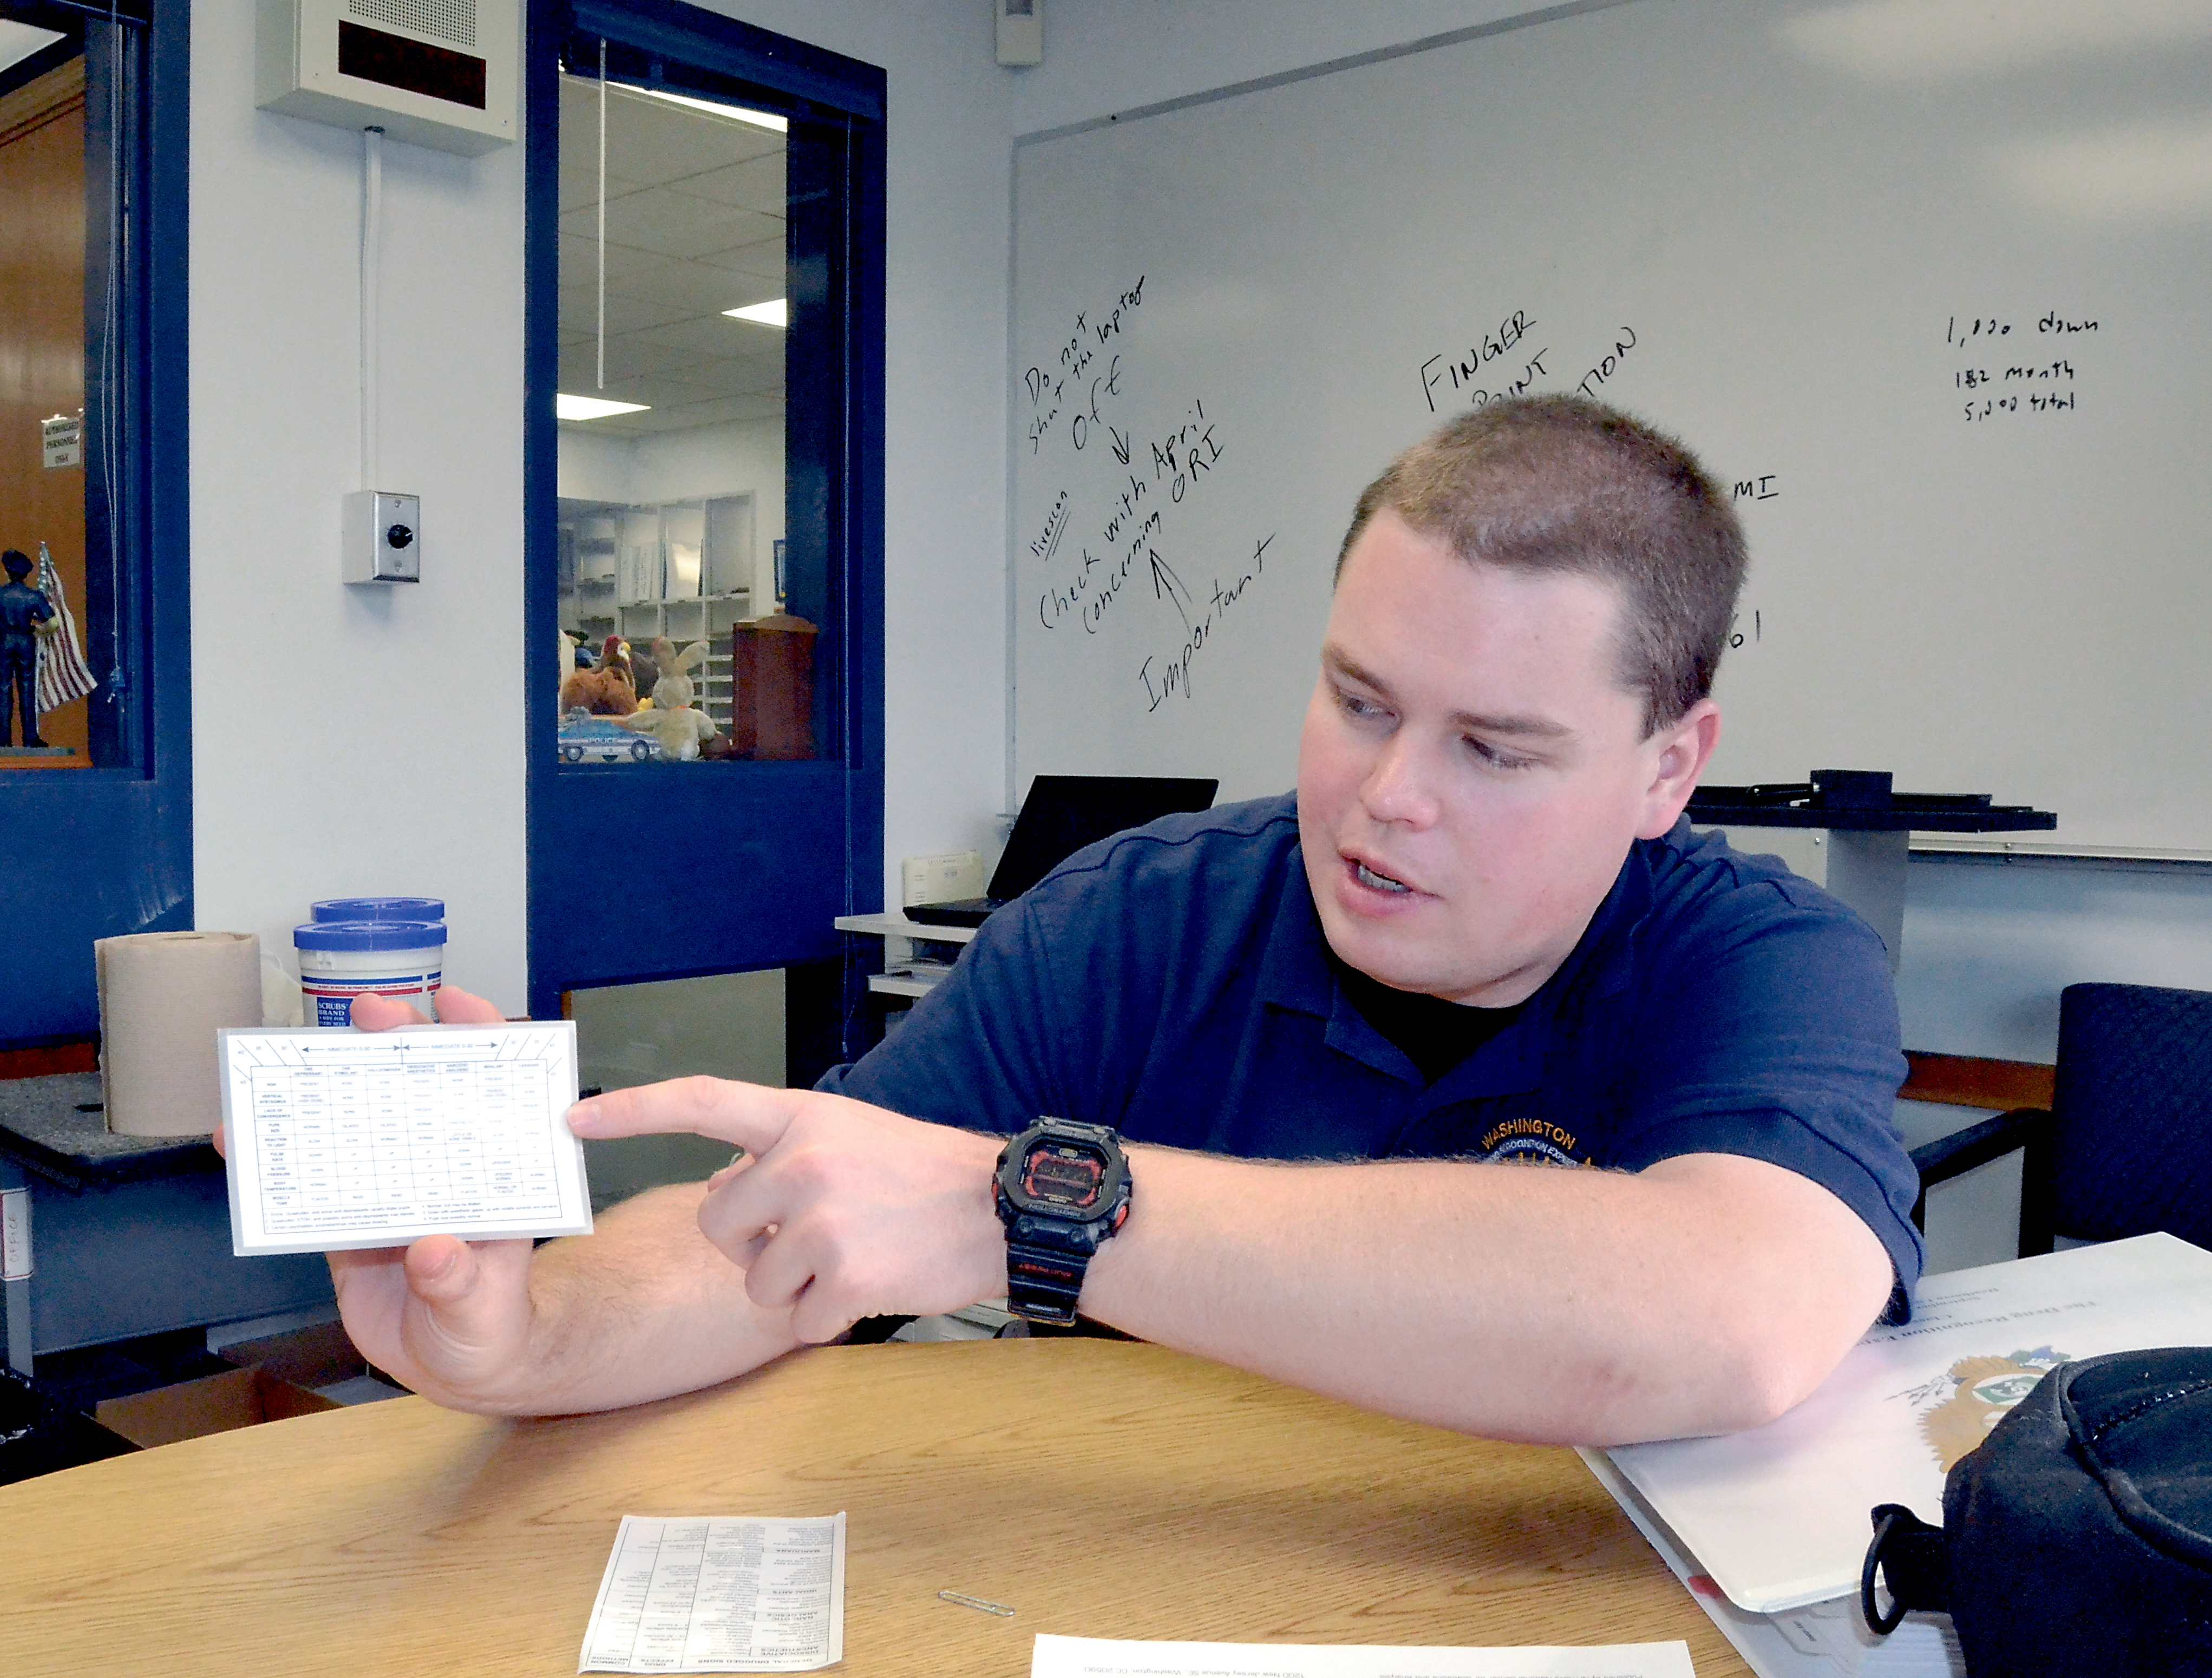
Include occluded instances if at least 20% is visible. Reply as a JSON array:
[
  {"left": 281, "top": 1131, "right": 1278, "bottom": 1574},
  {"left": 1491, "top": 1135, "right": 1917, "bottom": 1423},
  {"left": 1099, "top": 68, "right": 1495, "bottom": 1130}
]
[
  {"left": 522, "top": 1, "right": 886, "bottom": 1043},
  {"left": 1, "top": 6, "right": 192, "bottom": 1049}
]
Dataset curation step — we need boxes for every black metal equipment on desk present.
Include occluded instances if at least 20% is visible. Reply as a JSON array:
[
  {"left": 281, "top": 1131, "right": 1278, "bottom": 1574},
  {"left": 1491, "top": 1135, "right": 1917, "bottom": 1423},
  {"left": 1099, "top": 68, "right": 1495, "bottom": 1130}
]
[
  {"left": 0, "top": 1074, "right": 333, "bottom": 1377},
  {"left": 1685, "top": 770, "right": 2058, "bottom": 974},
  {"left": 1687, "top": 769, "right": 2058, "bottom": 835}
]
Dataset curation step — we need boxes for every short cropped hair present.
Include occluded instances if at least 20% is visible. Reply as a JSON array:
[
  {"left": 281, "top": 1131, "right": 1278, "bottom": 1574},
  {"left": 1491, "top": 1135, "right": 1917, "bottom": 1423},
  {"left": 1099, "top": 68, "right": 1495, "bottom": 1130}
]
[{"left": 1335, "top": 396, "right": 1747, "bottom": 736}]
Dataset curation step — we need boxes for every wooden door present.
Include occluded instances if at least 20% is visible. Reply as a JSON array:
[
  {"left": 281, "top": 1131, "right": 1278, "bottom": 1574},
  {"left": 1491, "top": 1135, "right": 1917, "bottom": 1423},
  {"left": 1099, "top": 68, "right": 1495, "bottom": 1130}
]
[{"left": 0, "top": 58, "right": 89, "bottom": 765}]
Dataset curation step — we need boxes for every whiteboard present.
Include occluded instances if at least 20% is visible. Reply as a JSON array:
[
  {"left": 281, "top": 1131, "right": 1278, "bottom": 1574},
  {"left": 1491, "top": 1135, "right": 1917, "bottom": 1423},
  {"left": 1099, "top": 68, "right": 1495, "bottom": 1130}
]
[{"left": 1008, "top": 0, "right": 2212, "bottom": 857}]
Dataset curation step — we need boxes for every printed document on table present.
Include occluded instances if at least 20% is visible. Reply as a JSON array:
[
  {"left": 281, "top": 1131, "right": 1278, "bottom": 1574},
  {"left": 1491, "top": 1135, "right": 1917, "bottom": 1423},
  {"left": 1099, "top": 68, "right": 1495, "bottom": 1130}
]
[
  {"left": 580, "top": 1515, "right": 846, "bottom": 1674},
  {"left": 220, "top": 1024, "right": 592, "bottom": 1254},
  {"left": 1605, "top": 1233, "right": 2212, "bottom": 1615},
  {"left": 1031, "top": 1635, "right": 1693, "bottom": 1677}
]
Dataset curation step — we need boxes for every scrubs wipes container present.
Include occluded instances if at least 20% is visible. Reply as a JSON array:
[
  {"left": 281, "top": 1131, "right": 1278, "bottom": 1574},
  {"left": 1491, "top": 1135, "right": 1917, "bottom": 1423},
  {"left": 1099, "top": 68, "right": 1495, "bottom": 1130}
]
[
  {"left": 294, "top": 919, "right": 446, "bottom": 1028},
  {"left": 311, "top": 896, "right": 445, "bottom": 924}
]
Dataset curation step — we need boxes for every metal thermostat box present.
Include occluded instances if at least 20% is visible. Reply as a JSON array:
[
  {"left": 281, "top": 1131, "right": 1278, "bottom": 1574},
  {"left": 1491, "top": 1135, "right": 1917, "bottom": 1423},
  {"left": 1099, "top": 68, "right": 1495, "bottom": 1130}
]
[
  {"left": 257, "top": 0, "right": 518, "bottom": 156},
  {"left": 344, "top": 490, "right": 421, "bottom": 585}
]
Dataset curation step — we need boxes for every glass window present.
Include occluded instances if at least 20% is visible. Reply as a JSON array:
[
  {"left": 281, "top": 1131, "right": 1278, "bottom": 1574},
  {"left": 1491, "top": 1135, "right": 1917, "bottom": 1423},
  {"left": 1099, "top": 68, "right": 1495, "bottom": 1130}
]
[
  {"left": 526, "top": 5, "right": 882, "bottom": 1022},
  {"left": 0, "top": 6, "right": 158, "bottom": 774},
  {"left": 552, "top": 50, "right": 827, "bottom": 764},
  {"left": 2, "top": 20, "right": 92, "bottom": 765}
]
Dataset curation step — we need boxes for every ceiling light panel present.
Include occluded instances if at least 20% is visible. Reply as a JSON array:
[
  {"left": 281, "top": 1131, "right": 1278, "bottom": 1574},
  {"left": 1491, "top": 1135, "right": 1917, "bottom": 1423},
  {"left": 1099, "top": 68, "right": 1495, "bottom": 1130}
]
[{"left": 557, "top": 394, "right": 651, "bottom": 421}]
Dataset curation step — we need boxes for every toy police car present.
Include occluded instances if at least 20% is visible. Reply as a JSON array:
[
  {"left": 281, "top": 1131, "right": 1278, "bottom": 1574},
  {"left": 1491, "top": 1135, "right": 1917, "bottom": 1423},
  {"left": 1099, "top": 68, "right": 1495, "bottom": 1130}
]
[{"left": 558, "top": 709, "right": 661, "bottom": 764}]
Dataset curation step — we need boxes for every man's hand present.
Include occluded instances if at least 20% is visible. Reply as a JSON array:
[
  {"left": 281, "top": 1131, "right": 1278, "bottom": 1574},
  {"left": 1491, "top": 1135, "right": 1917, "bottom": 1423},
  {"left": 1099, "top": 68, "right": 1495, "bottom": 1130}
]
[
  {"left": 570, "top": 1083, "right": 1006, "bottom": 1344},
  {"left": 323, "top": 989, "right": 529, "bottom": 1405},
  {"left": 218, "top": 987, "right": 809, "bottom": 1414},
  {"left": 243, "top": 987, "right": 547, "bottom": 1409}
]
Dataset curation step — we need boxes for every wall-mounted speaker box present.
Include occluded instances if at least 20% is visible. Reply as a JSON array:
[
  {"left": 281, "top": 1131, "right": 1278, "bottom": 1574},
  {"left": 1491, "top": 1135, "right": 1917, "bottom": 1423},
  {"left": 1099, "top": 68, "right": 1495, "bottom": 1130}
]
[{"left": 257, "top": 0, "right": 518, "bottom": 155}]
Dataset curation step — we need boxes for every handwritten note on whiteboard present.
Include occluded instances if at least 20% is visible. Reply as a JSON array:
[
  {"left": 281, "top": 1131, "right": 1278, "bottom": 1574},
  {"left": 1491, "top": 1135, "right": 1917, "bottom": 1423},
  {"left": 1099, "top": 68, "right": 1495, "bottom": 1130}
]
[{"left": 219, "top": 1024, "right": 592, "bottom": 1254}]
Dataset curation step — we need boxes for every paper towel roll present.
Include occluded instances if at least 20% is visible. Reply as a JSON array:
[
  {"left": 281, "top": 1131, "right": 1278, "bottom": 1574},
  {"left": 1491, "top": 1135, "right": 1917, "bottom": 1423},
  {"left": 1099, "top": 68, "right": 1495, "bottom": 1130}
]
[{"left": 95, "top": 931, "right": 264, "bottom": 1137}]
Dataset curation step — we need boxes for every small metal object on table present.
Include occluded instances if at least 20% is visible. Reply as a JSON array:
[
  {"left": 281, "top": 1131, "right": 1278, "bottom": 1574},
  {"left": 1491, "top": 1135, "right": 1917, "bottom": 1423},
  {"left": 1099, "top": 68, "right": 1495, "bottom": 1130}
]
[{"left": 0, "top": 1073, "right": 333, "bottom": 1375}]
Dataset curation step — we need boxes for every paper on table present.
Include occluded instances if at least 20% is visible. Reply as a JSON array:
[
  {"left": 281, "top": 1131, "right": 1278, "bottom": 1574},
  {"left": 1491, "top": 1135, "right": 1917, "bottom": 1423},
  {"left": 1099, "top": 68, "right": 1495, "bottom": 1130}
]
[
  {"left": 580, "top": 1515, "right": 847, "bottom": 1674},
  {"left": 1605, "top": 1233, "right": 2212, "bottom": 1615},
  {"left": 1030, "top": 1635, "right": 1694, "bottom": 1678},
  {"left": 219, "top": 1024, "right": 593, "bottom": 1254},
  {"left": 1579, "top": 1447, "right": 1962, "bottom": 1678}
]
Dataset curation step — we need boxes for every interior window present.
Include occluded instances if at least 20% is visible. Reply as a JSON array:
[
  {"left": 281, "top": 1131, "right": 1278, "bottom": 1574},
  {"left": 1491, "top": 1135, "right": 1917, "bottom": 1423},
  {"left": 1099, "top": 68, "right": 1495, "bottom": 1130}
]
[
  {"left": 552, "top": 54, "right": 819, "bottom": 765},
  {"left": 0, "top": 11, "right": 120, "bottom": 769},
  {"left": 526, "top": 5, "right": 881, "bottom": 1030}
]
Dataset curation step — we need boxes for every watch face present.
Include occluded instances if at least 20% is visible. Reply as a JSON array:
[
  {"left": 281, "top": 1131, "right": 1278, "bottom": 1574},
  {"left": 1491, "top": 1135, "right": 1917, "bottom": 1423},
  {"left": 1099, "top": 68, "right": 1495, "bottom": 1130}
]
[{"left": 1021, "top": 1141, "right": 1106, "bottom": 1211}]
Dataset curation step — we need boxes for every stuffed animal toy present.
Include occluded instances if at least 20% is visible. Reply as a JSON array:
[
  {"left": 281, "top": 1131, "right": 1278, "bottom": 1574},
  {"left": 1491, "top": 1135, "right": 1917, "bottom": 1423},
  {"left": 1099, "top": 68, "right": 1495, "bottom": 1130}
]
[
  {"left": 632, "top": 637, "right": 681, "bottom": 703},
  {"left": 631, "top": 637, "right": 664, "bottom": 703},
  {"left": 618, "top": 670, "right": 719, "bottom": 762},
  {"left": 558, "top": 633, "right": 637, "bottom": 716},
  {"left": 602, "top": 634, "right": 634, "bottom": 689}
]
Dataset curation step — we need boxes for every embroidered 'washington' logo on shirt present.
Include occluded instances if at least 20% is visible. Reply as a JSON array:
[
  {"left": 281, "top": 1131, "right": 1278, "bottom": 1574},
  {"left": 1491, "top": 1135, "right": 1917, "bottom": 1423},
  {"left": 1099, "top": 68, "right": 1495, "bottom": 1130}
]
[{"left": 1476, "top": 1116, "right": 1592, "bottom": 1168}]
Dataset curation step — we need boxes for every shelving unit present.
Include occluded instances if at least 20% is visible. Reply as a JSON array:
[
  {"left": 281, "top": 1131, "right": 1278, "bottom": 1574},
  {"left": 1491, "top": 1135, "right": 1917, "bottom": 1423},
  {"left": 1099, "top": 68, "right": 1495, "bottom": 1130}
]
[
  {"left": 558, "top": 495, "right": 761, "bottom": 698},
  {"left": 834, "top": 913, "right": 976, "bottom": 1001}
]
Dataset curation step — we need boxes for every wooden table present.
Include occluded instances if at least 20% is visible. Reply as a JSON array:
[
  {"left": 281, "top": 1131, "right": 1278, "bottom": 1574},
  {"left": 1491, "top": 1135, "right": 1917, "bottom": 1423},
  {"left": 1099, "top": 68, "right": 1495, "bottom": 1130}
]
[{"left": 0, "top": 1339, "right": 1749, "bottom": 1677}]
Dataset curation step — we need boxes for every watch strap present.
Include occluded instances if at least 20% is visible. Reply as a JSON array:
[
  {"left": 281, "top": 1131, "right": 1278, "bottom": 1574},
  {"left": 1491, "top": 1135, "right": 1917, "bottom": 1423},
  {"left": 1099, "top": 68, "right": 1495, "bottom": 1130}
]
[{"left": 1004, "top": 1238, "right": 1088, "bottom": 1327}]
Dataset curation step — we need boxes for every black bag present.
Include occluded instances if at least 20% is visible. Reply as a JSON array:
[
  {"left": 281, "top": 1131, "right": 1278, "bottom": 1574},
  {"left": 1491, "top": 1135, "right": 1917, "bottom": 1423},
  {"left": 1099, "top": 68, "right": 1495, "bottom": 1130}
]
[{"left": 1861, "top": 1346, "right": 2212, "bottom": 1676}]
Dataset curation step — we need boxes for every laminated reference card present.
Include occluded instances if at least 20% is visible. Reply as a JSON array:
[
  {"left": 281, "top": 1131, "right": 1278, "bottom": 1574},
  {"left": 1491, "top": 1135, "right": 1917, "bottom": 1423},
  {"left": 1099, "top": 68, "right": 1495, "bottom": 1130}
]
[
  {"left": 1030, "top": 1636, "right": 1693, "bottom": 1677},
  {"left": 220, "top": 1024, "right": 593, "bottom": 1254},
  {"left": 580, "top": 1515, "right": 847, "bottom": 1674}
]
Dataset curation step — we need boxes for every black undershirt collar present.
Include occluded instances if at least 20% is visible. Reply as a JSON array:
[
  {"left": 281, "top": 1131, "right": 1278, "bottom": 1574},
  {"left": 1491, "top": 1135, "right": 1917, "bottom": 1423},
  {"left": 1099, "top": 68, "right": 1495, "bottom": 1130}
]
[{"left": 1328, "top": 955, "right": 1528, "bottom": 1086}]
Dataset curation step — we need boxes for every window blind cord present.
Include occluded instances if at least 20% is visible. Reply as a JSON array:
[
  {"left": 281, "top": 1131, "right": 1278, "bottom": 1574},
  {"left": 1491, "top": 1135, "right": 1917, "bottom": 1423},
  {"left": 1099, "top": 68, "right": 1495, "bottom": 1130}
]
[
  {"left": 597, "top": 38, "right": 607, "bottom": 390},
  {"left": 361, "top": 124, "right": 384, "bottom": 492}
]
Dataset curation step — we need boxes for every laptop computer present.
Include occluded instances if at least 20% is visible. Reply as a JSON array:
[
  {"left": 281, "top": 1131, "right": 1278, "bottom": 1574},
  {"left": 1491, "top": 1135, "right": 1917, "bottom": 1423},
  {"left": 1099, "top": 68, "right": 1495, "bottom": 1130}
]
[{"left": 905, "top": 774, "right": 1219, "bottom": 928}]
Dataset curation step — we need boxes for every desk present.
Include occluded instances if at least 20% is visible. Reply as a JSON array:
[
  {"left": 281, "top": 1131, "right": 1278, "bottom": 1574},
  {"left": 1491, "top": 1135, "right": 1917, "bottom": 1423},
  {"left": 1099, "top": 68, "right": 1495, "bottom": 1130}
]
[
  {"left": 0, "top": 1074, "right": 333, "bottom": 1373},
  {"left": 834, "top": 912, "right": 976, "bottom": 1001},
  {"left": 0, "top": 1339, "right": 1748, "bottom": 1677}
]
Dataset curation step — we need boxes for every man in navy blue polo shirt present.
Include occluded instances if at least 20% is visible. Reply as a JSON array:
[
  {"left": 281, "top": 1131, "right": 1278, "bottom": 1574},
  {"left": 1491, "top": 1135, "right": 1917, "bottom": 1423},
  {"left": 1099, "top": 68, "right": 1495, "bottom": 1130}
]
[{"left": 316, "top": 397, "right": 1915, "bottom": 1446}]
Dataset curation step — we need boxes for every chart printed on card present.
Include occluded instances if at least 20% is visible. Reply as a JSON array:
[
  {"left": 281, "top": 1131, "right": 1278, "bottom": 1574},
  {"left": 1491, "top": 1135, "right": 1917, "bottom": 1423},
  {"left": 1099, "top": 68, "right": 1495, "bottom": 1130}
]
[{"left": 219, "top": 1024, "right": 593, "bottom": 1254}]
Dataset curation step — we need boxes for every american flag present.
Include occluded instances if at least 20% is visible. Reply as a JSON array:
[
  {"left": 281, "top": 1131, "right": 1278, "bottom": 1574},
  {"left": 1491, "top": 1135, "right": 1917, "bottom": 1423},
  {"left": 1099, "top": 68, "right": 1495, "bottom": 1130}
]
[{"left": 34, "top": 542, "right": 97, "bottom": 714}]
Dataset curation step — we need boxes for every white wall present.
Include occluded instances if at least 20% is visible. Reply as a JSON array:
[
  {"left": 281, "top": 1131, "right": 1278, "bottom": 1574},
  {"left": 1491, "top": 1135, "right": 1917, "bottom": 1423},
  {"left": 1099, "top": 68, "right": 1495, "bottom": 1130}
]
[
  {"left": 1005, "top": 0, "right": 1551, "bottom": 132},
  {"left": 554, "top": 429, "right": 633, "bottom": 505},
  {"left": 695, "top": 0, "right": 1017, "bottom": 880},
  {"left": 189, "top": 1, "right": 529, "bottom": 1008},
  {"left": 187, "top": 0, "right": 2212, "bottom": 1043},
  {"left": 1002, "top": 0, "right": 2212, "bottom": 1069},
  {"left": 1899, "top": 857, "right": 2212, "bottom": 1060},
  {"left": 186, "top": 1, "right": 1648, "bottom": 1004},
  {"left": 187, "top": 0, "right": 1019, "bottom": 1011}
]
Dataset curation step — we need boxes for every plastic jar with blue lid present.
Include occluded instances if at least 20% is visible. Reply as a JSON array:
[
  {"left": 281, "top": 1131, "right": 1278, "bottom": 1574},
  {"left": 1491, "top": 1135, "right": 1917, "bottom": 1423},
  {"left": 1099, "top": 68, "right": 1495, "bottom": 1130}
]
[
  {"left": 293, "top": 919, "right": 447, "bottom": 1028},
  {"left": 311, "top": 896, "right": 446, "bottom": 924}
]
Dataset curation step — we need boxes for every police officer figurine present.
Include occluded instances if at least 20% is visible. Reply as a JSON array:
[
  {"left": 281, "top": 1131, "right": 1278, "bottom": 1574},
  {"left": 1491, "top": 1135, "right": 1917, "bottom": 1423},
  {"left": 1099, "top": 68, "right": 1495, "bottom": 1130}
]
[{"left": 0, "top": 548, "right": 55, "bottom": 748}]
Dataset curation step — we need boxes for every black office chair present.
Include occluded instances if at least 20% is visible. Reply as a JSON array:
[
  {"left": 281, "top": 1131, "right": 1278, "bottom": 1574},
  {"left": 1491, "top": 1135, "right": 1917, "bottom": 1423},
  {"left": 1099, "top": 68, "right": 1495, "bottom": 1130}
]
[{"left": 1910, "top": 982, "right": 2212, "bottom": 1257}]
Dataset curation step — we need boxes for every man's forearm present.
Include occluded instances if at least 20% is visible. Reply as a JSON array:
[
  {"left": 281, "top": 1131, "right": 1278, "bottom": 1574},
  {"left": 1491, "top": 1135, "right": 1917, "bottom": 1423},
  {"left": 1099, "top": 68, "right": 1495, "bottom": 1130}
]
[
  {"left": 339, "top": 1183, "right": 806, "bottom": 1418},
  {"left": 513, "top": 1184, "right": 808, "bottom": 1414},
  {"left": 562, "top": 1079, "right": 1893, "bottom": 1441},
  {"left": 1077, "top": 1149, "right": 1893, "bottom": 1445}
]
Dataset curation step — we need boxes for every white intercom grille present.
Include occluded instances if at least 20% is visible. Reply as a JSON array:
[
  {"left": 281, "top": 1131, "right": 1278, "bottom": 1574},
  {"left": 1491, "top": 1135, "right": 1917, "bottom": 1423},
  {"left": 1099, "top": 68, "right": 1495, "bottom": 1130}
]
[
  {"left": 346, "top": 0, "right": 477, "bottom": 49},
  {"left": 261, "top": 0, "right": 514, "bottom": 154}
]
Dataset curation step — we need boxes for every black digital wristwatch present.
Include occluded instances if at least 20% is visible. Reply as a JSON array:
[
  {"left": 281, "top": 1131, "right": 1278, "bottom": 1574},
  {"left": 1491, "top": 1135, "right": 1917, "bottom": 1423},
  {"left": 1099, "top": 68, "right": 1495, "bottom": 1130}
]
[{"left": 993, "top": 1118, "right": 1133, "bottom": 1326}]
